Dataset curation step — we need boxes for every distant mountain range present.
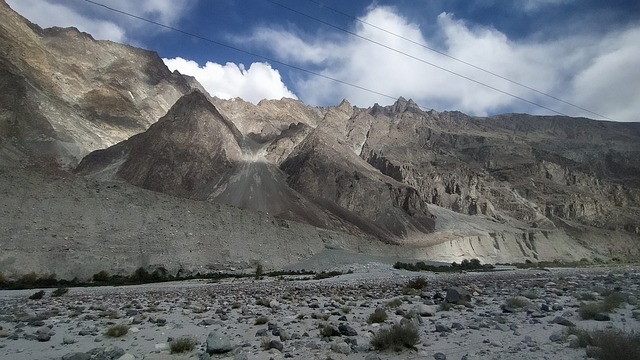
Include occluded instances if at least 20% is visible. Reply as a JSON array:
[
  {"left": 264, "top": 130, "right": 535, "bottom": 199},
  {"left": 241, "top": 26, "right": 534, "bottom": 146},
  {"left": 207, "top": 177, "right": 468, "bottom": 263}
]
[{"left": 1, "top": 0, "right": 638, "bottom": 279}]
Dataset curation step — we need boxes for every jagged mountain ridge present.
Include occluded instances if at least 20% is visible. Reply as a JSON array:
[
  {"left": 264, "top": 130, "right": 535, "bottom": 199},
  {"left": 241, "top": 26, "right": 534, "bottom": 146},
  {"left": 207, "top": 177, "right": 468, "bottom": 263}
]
[{"left": 1, "top": 0, "right": 639, "bottom": 279}]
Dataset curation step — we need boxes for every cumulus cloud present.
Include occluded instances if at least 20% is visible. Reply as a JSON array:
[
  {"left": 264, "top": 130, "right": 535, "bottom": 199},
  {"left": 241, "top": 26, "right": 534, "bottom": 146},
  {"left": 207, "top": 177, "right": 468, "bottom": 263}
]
[
  {"left": 6, "top": 0, "right": 195, "bottom": 42},
  {"left": 244, "top": 6, "right": 639, "bottom": 121},
  {"left": 163, "top": 57, "right": 298, "bottom": 104}
]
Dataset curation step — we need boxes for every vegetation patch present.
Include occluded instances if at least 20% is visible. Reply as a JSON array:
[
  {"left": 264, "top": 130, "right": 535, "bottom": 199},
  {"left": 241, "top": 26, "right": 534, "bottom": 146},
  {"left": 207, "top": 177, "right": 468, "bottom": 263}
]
[
  {"left": 51, "top": 287, "right": 69, "bottom": 297},
  {"left": 319, "top": 323, "right": 340, "bottom": 337},
  {"left": 394, "top": 259, "right": 494, "bottom": 273},
  {"left": 565, "top": 327, "right": 640, "bottom": 360},
  {"left": 505, "top": 297, "right": 530, "bottom": 309},
  {"left": 105, "top": 324, "right": 129, "bottom": 338},
  {"left": 371, "top": 323, "right": 420, "bottom": 351},
  {"left": 169, "top": 337, "right": 197, "bottom": 354},
  {"left": 405, "top": 277, "right": 428, "bottom": 290},
  {"left": 368, "top": 308, "right": 388, "bottom": 324},
  {"left": 313, "top": 271, "right": 343, "bottom": 280},
  {"left": 578, "top": 293, "right": 626, "bottom": 319},
  {"left": 28, "top": 290, "right": 46, "bottom": 300}
]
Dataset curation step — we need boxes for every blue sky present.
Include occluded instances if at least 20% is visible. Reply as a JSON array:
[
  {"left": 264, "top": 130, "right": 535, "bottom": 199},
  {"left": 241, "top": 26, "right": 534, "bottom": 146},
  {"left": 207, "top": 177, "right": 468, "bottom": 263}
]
[{"left": 7, "top": 0, "right": 640, "bottom": 121}]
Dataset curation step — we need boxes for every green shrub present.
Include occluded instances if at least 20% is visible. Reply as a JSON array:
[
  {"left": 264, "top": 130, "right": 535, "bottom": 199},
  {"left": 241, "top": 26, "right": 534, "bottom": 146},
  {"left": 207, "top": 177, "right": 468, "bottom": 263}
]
[
  {"left": 439, "top": 301, "right": 452, "bottom": 311},
  {"left": 578, "top": 302, "right": 603, "bottom": 320},
  {"left": 319, "top": 323, "right": 340, "bottom": 337},
  {"left": 51, "top": 287, "right": 69, "bottom": 297},
  {"left": 93, "top": 270, "right": 110, "bottom": 282},
  {"left": 0, "top": 271, "right": 6, "bottom": 285},
  {"left": 577, "top": 292, "right": 597, "bottom": 301},
  {"left": 505, "top": 297, "right": 529, "bottom": 309},
  {"left": 169, "top": 337, "right": 196, "bottom": 354},
  {"left": 105, "top": 324, "right": 129, "bottom": 338},
  {"left": 313, "top": 271, "right": 342, "bottom": 280},
  {"left": 578, "top": 293, "right": 625, "bottom": 320},
  {"left": 21, "top": 272, "right": 38, "bottom": 285},
  {"left": 386, "top": 298, "right": 403, "bottom": 308},
  {"left": 368, "top": 308, "right": 388, "bottom": 324},
  {"left": 29, "top": 290, "right": 45, "bottom": 300},
  {"left": 405, "top": 277, "right": 428, "bottom": 290},
  {"left": 255, "top": 264, "right": 263, "bottom": 279},
  {"left": 370, "top": 323, "right": 420, "bottom": 351},
  {"left": 564, "top": 327, "right": 640, "bottom": 360},
  {"left": 601, "top": 293, "right": 625, "bottom": 312}
]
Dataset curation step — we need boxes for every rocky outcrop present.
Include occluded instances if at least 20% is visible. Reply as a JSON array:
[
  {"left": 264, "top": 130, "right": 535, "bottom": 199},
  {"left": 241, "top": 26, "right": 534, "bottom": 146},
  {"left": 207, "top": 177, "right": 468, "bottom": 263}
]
[
  {"left": 76, "top": 91, "right": 243, "bottom": 196},
  {"left": 0, "top": 0, "right": 195, "bottom": 167}
]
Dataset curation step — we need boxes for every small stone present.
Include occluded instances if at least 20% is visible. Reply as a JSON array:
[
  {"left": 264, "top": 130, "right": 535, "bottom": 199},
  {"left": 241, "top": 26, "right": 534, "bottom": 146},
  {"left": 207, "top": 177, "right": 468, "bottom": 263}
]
[
  {"left": 338, "top": 324, "right": 357, "bottom": 337},
  {"left": 62, "top": 336, "right": 77, "bottom": 345},
  {"left": 434, "top": 352, "right": 446, "bottom": 360},
  {"left": 552, "top": 316, "right": 575, "bottom": 327},
  {"left": 330, "top": 342, "right": 350, "bottom": 354},
  {"left": 549, "top": 332, "right": 565, "bottom": 343},
  {"left": 435, "top": 324, "right": 451, "bottom": 333},
  {"left": 495, "top": 323, "right": 510, "bottom": 332},
  {"left": 116, "top": 354, "right": 136, "bottom": 360},
  {"left": 62, "top": 353, "right": 91, "bottom": 360},
  {"left": 269, "top": 340, "right": 284, "bottom": 352},
  {"left": 415, "top": 304, "right": 437, "bottom": 317},
  {"left": 593, "top": 313, "right": 611, "bottom": 321},
  {"left": 37, "top": 333, "right": 51, "bottom": 342},
  {"left": 567, "top": 334, "right": 580, "bottom": 348}
]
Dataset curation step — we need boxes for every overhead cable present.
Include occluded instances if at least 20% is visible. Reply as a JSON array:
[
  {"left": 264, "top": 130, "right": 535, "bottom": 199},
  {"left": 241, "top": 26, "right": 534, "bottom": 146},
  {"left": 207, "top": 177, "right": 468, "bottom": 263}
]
[{"left": 304, "top": 0, "right": 611, "bottom": 120}]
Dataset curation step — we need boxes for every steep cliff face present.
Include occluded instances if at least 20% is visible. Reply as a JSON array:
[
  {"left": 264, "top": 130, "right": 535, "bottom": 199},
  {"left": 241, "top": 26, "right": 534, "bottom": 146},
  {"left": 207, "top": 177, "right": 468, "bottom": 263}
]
[
  {"left": 356, "top": 100, "right": 640, "bottom": 237},
  {"left": 0, "top": 0, "right": 194, "bottom": 167}
]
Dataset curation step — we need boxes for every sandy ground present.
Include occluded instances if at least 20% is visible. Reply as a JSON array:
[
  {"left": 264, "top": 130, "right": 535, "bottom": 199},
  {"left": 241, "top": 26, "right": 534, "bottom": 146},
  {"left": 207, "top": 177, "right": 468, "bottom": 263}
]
[{"left": 1, "top": 265, "right": 639, "bottom": 360}]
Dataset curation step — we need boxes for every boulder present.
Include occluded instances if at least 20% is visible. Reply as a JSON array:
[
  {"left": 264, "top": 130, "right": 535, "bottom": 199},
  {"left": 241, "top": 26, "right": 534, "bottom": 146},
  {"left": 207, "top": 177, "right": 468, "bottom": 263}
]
[
  {"left": 206, "top": 331, "right": 234, "bottom": 354},
  {"left": 446, "top": 287, "right": 471, "bottom": 304}
]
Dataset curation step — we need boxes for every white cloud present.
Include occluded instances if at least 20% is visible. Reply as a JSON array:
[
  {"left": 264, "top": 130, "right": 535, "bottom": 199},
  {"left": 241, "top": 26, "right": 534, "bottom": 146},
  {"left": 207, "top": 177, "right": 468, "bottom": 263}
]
[
  {"left": 522, "top": 0, "right": 575, "bottom": 12},
  {"left": 163, "top": 57, "right": 298, "bottom": 104},
  {"left": 6, "top": 0, "right": 195, "bottom": 42},
  {"left": 246, "top": 6, "right": 639, "bottom": 121},
  {"left": 7, "top": 0, "right": 126, "bottom": 42}
]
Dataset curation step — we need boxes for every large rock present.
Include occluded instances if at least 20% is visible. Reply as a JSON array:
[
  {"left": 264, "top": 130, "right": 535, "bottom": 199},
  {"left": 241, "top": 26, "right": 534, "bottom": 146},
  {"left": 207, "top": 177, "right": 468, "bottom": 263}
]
[
  {"left": 446, "top": 287, "right": 471, "bottom": 304},
  {"left": 206, "top": 331, "right": 234, "bottom": 354}
]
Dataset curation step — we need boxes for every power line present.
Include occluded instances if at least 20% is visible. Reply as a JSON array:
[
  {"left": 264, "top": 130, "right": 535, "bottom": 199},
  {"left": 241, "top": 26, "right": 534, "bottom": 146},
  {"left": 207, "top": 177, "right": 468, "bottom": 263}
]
[
  {"left": 81, "top": 0, "right": 403, "bottom": 106},
  {"left": 264, "top": 0, "right": 573, "bottom": 118},
  {"left": 86, "top": 0, "right": 581, "bottom": 119},
  {"left": 304, "top": 0, "right": 612, "bottom": 121}
]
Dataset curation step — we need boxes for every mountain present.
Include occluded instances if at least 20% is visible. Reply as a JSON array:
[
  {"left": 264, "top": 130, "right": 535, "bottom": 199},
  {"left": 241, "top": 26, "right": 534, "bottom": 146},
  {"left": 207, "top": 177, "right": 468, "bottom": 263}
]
[
  {"left": 0, "top": 0, "right": 639, "bottom": 279},
  {"left": 0, "top": 0, "right": 198, "bottom": 168}
]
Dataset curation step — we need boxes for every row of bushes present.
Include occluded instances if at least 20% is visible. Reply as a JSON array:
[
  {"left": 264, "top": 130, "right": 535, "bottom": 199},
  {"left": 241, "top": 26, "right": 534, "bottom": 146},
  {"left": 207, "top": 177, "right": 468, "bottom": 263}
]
[
  {"left": 505, "top": 257, "right": 625, "bottom": 269},
  {"left": 0, "top": 267, "right": 325, "bottom": 290},
  {"left": 394, "top": 258, "right": 495, "bottom": 272}
]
